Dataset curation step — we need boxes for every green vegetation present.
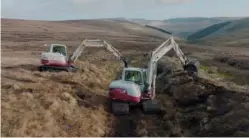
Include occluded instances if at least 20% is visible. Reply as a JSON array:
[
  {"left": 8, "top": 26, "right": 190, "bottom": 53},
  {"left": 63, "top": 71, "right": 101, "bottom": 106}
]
[
  {"left": 187, "top": 21, "right": 231, "bottom": 41},
  {"left": 216, "top": 71, "right": 233, "bottom": 78},
  {"left": 186, "top": 18, "right": 249, "bottom": 46},
  {"left": 200, "top": 65, "right": 209, "bottom": 71},
  {"left": 200, "top": 65, "right": 232, "bottom": 78}
]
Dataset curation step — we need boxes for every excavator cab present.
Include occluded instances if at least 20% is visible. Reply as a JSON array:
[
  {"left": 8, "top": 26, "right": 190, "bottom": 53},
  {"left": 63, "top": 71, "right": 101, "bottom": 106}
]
[
  {"left": 122, "top": 67, "right": 147, "bottom": 94},
  {"left": 124, "top": 70, "right": 143, "bottom": 85},
  {"left": 51, "top": 44, "right": 68, "bottom": 57}
]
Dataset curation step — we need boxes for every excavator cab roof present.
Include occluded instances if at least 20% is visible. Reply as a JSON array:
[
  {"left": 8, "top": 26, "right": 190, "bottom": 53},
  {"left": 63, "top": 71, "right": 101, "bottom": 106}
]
[
  {"left": 123, "top": 67, "right": 146, "bottom": 72},
  {"left": 50, "top": 44, "right": 67, "bottom": 56},
  {"left": 51, "top": 44, "right": 67, "bottom": 48}
]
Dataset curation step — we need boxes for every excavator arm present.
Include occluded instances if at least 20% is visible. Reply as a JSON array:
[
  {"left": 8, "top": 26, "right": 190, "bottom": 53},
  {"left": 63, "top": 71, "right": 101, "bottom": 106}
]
[
  {"left": 70, "top": 39, "right": 129, "bottom": 67},
  {"left": 145, "top": 37, "right": 200, "bottom": 96}
]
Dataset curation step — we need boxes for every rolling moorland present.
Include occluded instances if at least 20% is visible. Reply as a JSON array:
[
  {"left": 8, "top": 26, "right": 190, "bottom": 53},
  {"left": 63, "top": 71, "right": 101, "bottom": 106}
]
[
  {"left": 187, "top": 17, "right": 249, "bottom": 46},
  {"left": 129, "top": 17, "right": 242, "bottom": 38},
  {"left": 1, "top": 17, "right": 249, "bottom": 137}
]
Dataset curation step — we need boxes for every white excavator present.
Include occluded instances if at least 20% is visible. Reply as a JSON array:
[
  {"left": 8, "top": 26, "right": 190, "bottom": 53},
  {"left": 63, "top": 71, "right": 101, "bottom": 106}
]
[
  {"left": 39, "top": 39, "right": 129, "bottom": 72},
  {"left": 39, "top": 37, "right": 199, "bottom": 115},
  {"left": 108, "top": 37, "right": 200, "bottom": 115}
]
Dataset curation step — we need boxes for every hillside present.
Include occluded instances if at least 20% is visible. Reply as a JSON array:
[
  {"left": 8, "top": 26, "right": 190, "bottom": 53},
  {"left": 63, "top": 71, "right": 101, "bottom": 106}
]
[
  {"left": 145, "top": 25, "right": 172, "bottom": 34},
  {"left": 187, "top": 18, "right": 249, "bottom": 46},
  {"left": 187, "top": 21, "right": 232, "bottom": 40},
  {"left": 129, "top": 17, "right": 240, "bottom": 38},
  {"left": 1, "top": 18, "right": 170, "bottom": 45},
  {"left": 1, "top": 18, "right": 249, "bottom": 137}
]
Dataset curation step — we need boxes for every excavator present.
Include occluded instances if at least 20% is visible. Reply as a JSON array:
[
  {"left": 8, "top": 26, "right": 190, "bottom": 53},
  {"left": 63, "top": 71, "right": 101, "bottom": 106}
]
[
  {"left": 39, "top": 39, "right": 129, "bottom": 72},
  {"left": 39, "top": 37, "right": 199, "bottom": 115},
  {"left": 108, "top": 37, "right": 200, "bottom": 115}
]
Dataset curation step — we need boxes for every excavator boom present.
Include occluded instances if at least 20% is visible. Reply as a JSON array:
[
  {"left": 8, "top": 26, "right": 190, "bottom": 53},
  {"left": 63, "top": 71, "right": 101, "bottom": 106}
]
[
  {"left": 70, "top": 39, "right": 129, "bottom": 67},
  {"left": 108, "top": 37, "right": 200, "bottom": 115},
  {"left": 146, "top": 37, "right": 199, "bottom": 94}
]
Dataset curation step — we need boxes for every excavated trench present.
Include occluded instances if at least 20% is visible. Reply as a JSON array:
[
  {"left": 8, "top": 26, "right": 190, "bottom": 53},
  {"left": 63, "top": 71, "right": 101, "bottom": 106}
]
[
  {"left": 107, "top": 70, "right": 249, "bottom": 137},
  {"left": 2, "top": 59, "right": 248, "bottom": 136},
  {"left": 7, "top": 57, "right": 247, "bottom": 137}
]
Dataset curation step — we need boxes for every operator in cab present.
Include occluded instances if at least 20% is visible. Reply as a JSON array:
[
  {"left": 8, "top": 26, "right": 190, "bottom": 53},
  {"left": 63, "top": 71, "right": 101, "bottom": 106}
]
[{"left": 126, "top": 71, "right": 142, "bottom": 84}]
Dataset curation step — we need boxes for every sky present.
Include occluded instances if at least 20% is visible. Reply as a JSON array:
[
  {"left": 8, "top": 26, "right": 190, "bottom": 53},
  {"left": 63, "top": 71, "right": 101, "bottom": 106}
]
[{"left": 1, "top": 0, "right": 249, "bottom": 20}]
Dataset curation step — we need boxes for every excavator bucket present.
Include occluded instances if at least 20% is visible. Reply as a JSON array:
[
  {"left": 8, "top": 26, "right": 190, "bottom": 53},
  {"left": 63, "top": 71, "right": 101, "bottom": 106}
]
[{"left": 183, "top": 59, "right": 200, "bottom": 74}]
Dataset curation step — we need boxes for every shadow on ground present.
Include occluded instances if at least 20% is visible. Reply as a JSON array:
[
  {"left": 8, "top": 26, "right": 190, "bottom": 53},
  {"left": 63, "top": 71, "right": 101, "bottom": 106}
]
[{"left": 2, "top": 64, "right": 39, "bottom": 71}]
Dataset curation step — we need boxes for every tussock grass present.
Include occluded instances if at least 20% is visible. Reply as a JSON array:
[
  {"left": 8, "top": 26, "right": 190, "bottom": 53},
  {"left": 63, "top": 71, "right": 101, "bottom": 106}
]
[{"left": 1, "top": 60, "right": 120, "bottom": 137}]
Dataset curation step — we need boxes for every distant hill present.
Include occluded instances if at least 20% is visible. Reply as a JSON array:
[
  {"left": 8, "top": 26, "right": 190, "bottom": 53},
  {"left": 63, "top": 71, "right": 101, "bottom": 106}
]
[
  {"left": 1, "top": 18, "right": 171, "bottom": 43},
  {"left": 144, "top": 25, "right": 172, "bottom": 35},
  {"left": 187, "top": 21, "right": 232, "bottom": 40},
  {"left": 187, "top": 18, "right": 249, "bottom": 46},
  {"left": 129, "top": 17, "right": 242, "bottom": 38}
]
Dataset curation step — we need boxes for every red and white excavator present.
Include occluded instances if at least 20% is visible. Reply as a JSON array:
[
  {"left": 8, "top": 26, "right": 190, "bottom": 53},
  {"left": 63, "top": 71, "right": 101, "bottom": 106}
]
[
  {"left": 39, "top": 40, "right": 129, "bottom": 72},
  {"left": 108, "top": 37, "right": 200, "bottom": 115},
  {"left": 39, "top": 37, "right": 199, "bottom": 115}
]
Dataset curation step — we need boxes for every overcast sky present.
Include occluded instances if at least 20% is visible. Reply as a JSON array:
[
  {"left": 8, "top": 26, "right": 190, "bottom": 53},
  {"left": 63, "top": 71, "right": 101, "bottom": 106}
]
[{"left": 1, "top": 0, "right": 249, "bottom": 20}]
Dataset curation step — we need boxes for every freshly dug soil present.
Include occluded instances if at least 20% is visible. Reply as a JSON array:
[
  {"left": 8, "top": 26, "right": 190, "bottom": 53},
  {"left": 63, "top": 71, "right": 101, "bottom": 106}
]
[{"left": 107, "top": 71, "right": 249, "bottom": 137}]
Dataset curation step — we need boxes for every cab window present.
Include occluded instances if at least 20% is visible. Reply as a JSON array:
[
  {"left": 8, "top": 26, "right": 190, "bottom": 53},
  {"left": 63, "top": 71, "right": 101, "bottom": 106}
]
[
  {"left": 52, "top": 45, "right": 67, "bottom": 56},
  {"left": 124, "top": 70, "right": 142, "bottom": 85}
]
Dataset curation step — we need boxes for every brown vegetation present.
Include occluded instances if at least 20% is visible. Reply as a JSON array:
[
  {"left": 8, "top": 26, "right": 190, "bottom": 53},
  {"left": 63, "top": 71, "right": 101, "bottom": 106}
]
[{"left": 1, "top": 18, "right": 249, "bottom": 137}]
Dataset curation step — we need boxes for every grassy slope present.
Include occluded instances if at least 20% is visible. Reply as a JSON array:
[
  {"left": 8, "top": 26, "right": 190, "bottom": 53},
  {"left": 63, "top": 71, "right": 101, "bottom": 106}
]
[
  {"left": 187, "top": 18, "right": 249, "bottom": 46},
  {"left": 1, "top": 60, "right": 122, "bottom": 136},
  {"left": 187, "top": 21, "right": 232, "bottom": 40},
  {"left": 2, "top": 18, "right": 249, "bottom": 137},
  {"left": 1, "top": 18, "right": 170, "bottom": 42},
  {"left": 129, "top": 17, "right": 240, "bottom": 38},
  {"left": 1, "top": 18, "right": 169, "bottom": 137}
]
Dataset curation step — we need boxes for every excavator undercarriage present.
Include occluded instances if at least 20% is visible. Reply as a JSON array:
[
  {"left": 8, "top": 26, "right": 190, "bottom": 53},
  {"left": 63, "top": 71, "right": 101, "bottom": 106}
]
[{"left": 38, "top": 65, "right": 78, "bottom": 72}]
